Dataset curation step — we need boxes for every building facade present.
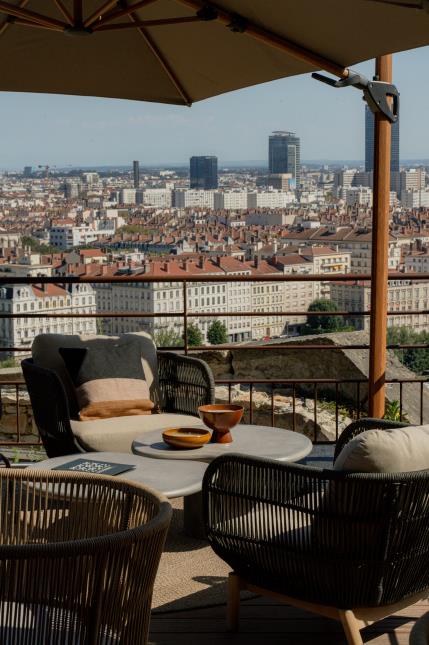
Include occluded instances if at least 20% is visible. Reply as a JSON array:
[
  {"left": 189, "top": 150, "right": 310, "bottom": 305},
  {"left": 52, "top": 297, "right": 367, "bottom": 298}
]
[
  {"left": 0, "top": 283, "right": 96, "bottom": 356},
  {"left": 189, "top": 156, "right": 218, "bottom": 190},
  {"left": 268, "top": 131, "right": 301, "bottom": 186}
]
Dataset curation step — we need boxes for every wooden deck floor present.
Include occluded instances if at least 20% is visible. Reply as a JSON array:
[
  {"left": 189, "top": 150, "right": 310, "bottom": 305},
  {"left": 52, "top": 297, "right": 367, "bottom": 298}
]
[{"left": 149, "top": 597, "right": 428, "bottom": 645}]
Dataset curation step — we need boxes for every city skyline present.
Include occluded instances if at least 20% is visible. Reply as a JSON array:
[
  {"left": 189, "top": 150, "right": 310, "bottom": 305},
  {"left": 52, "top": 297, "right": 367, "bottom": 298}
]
[{"left": 0, "top": 47, "right": 427, "bottom": 168}]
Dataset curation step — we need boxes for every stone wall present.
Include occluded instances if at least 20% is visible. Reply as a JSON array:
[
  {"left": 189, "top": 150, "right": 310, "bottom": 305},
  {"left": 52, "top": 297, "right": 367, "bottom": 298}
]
[
  {"left": 0, "top": 369, "right": 40, "bottom": 446},
  {"left": 195, "top": 330, "right": 429, "bottom": 428}
]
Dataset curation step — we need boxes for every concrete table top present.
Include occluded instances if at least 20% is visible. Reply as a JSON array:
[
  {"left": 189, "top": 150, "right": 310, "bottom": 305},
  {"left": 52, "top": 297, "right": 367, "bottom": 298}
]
[
  {"left": 132, "top": 424, "right": 313, "bottom": 463},
  {"left": 30, "top": 451, "right": 207, "bottom": 499}
]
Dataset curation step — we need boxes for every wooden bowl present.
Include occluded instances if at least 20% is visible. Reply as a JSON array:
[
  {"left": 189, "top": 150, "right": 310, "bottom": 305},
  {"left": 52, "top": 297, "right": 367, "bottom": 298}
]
[
  {"left": 198, "top": 404, "right": 244, "bottom": 444},
  {"left": 162, "top": 427, "right": 211, "bottom": 450}
]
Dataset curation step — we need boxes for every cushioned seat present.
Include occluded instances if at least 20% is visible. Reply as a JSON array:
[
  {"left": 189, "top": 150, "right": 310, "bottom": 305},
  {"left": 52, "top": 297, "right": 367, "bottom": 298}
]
[
  {"left": 22, "top": 332, "right": 215, "bottom": 458},
  {"left": 71, "top": 413, "right": 205, "bottom": 453}
]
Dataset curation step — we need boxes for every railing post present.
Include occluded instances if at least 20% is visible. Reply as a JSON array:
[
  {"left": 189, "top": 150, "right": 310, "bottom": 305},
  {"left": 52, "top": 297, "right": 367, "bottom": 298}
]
[
  {"left": 183, "top": 281, "right": 188, "bottom": 355},
  {"left": 368, "top": 54, "right": 392, "bottom": 418}
]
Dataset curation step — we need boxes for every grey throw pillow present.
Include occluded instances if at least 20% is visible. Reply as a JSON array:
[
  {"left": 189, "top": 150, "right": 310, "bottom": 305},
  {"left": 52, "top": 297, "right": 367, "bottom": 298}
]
[{"left": 59, "top": 340, "right": 156, "bottom": 421}]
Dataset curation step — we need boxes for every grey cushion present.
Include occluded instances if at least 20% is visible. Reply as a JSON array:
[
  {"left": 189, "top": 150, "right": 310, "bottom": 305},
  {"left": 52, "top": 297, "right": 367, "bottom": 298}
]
[
  {"left": 32, "top": 333, "right": 158, "bottom": 417},
  {"left": 334, "top": 424, "right": 429, "bottom": 473},
  {"left": 71, "top": 413, "right": 205, "bottom": 453}
]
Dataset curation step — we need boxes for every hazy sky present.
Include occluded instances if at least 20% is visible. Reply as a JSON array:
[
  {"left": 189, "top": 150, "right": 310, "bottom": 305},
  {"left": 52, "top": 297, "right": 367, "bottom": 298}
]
[{"left": 1, "top": 46, "right": 428, "bottom": 169}]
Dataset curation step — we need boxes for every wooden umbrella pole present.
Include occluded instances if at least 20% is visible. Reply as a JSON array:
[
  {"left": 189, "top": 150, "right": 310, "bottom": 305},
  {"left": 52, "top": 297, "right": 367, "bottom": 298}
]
[{"left": 368, "top": 54, "right": 392, "bottom": 418}]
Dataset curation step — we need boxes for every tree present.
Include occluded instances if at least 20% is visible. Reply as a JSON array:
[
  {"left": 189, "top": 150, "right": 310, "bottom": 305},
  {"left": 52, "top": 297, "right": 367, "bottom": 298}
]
[
  {"left": 153, "top": 327, "right": 182, "bottom": 348},
  {"left": 387, "top": 326, "right": 429, "bottom": 375},
  {"left": 299, "top": 299, "right": 351, "bottom": 335},
  {"left": 207, "top": 319, "right": 228, "bottom": 345},
  {"left": 186, "top": 323, "right": 203, "bottom": 347},
  {"left": 21, "top": 235, "right": 59, "bottom": 254}
]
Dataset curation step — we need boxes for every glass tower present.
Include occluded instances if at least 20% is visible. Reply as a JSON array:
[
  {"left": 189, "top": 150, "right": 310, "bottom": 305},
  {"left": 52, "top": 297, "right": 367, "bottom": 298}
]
[
  {"left": 190, "top": 156, "right": 218, "bottom": 189},
  {"left": 365, "top": 105, "right": 399, "bottom": 174},
  {"left": 133, "top": 160, "right": 140, "bottom": 189},
  {"left": 268, "top": 131, "right": 301, "bottom": 187}
]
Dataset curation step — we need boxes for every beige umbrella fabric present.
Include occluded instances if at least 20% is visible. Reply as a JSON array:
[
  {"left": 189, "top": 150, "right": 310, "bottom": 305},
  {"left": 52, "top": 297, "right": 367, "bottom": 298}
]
[{"left": 0, "top": 0, "right": 428, "bottom": 105}]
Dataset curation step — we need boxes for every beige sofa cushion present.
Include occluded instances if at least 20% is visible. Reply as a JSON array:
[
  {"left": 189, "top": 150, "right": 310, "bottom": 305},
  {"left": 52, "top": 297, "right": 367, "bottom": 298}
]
[
  {"left": 32, "top": 332, "right": 158, "bottom": 416},
  {"left": 334, "top": 424, "right": 429, "bottom": 473},
  {"left": 71, "top": 413, "right": 205, "bottom": 453}
]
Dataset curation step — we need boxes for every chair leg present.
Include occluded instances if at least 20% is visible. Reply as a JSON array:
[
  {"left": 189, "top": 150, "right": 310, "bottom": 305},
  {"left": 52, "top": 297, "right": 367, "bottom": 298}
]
[
  {"left": 227, "top": 572, "right": 241, "bottom": 632},
  {"left": 339, "top": 610, "right": 364, "bottom": 645}
]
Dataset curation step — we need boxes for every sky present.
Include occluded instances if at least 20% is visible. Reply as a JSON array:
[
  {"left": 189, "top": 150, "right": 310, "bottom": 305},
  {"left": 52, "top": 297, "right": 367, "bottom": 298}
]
[{"left": 1, "top": 46, "right": 428, "bottom": 169}]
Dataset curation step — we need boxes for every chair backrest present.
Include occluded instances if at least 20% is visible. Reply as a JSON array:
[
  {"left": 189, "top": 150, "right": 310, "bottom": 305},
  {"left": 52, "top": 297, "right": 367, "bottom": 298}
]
[
  {"left": 0, "top": 468, "right": 171, "bottom": 644},
  {"left": 31, "top": 332, "right": 159, "bottom": 418}
]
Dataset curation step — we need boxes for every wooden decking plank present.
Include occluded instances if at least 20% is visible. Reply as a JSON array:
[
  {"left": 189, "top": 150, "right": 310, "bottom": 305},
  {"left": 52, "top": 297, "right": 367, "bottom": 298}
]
[{"left": 149, "top": 598, "right": 426, "bottom": 645}]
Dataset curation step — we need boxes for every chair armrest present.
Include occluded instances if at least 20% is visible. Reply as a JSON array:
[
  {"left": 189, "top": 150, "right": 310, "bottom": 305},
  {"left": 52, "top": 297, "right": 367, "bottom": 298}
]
[
  {"left": 333, "top": 417, "right": 410, "bottom": 463},
  {"left": 21, "top": 359, "right": 80, "bottom": 458},
  {"left": 157, "top": 351, "right": 215, "bottom": 416}
]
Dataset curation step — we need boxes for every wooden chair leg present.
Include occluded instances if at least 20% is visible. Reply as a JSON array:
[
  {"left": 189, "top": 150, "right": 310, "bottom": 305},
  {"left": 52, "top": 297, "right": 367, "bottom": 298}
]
[
  {"left": 339, "top": 610, "right": 364, "bottom": 645},
  {"left": 227, "top": 572, "right": 241, "bottom": 632}
]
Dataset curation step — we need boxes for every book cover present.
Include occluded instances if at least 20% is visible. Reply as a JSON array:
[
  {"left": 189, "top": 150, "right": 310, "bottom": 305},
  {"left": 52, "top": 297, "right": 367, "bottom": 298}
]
[{"left": 52, "top": 458, "right": 136, "bottom": 476}]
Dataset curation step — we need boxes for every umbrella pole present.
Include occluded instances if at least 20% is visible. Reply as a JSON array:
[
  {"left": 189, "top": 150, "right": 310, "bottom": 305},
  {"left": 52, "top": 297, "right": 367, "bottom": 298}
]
[{"left": 368, "top": 54, "right": 392, "bottom": 418}]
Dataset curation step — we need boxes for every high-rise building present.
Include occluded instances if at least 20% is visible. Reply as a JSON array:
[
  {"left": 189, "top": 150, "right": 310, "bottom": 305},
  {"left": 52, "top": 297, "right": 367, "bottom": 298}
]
[
  {"left": 365, "top": 105, "right": 399, "bottom": 191},
  {"left": 23, "top": 166, "right": 32, "bottom": 178},
  {"left": 133, "top": 160, "right": 140, "bottom": 189},
  {"left": 268, "top": 131, "right": 301, "bottom": 187},
  {"left": 189, "top": 156, "right": 218, "bottom": 189}
]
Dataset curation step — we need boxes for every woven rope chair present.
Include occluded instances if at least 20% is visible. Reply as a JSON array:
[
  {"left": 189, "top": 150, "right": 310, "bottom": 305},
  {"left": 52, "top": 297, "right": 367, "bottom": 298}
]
[
  {"left": 203, "top": 453, "right": 429, "bottom": 645},
  {"left": 0, "top": 468, "right": 171, "bottom": 644},
  {"left": 410, "top": 612, "right": 429, "bottom": 645},
  {"left": 22, "top": 350, "right": 214, "bottom": 457}
]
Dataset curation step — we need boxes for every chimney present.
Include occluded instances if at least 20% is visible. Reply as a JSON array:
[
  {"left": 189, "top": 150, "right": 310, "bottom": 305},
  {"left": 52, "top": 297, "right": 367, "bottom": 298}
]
[
  {"left": 198, "top": 257, "right": 204, "bottom": 269},
  {"left": 163, "top": 261, "right": 170, "bottom": 273},
  {"left": 254, "top": 256, "right": 259, "bottom": 268}
]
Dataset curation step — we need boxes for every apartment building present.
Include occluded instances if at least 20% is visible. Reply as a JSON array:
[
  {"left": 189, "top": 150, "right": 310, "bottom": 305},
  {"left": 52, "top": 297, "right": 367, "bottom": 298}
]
[
  {"left": 0, "top": 283, "right": 96, "bottom": 355},
  {"left": 49, "top": 225, "right": 99, "bottom": 250},
  {"left": 401, "top": 190, "right": 429, "bottom": 209},
  {"left": 284, "top": 226, "right": 401, "bottom": 273},
  {"left": 330, "top": 279, "right": 429, "bottom": 332}
]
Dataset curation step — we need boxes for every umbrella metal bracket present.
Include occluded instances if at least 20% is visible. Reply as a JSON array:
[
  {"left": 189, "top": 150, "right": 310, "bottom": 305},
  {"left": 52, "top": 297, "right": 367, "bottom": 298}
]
[{"left": 312, "top": 70, "right": 399, "bottom": 122}]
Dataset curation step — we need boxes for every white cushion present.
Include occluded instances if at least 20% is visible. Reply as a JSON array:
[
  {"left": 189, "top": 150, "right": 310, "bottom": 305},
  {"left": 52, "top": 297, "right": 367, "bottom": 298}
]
[
  {"left": 71, "top": 413, "right": 205, "bottom": 453},
  {"left": 334, "top": 425, "right": 429, "bottom": 473}
]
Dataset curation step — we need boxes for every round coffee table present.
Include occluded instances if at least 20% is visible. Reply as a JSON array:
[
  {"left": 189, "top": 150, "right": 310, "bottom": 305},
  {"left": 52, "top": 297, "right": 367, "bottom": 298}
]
[
  {"left": 132, "top": 424, "right": 312, "bottom": 463},
  {"left": 29, "top": 452, "right": 207, "bottom": 538}
]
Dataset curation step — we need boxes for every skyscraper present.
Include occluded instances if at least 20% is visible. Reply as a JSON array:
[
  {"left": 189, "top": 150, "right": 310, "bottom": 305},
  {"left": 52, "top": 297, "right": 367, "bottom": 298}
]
[
  {"left": 365, "top": 105, "right": 399, "bottom": 191},
  {"left": 23, "top": 166, "right": 32, "bottom": 178},
  {"left": 190, "top": 156, "right": 218, "bottom": 189},
  {"left": 268, "top": 131, "right": 301, "bottom": 187},
  {"left": 133, "top": 160, "right": 140, "bottom": 189}
]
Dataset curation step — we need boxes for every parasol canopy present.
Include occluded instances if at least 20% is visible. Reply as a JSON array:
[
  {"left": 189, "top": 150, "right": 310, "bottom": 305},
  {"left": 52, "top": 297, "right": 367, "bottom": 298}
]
[{"left": 0, "top": 0, "right": 427, "bottom": 105}]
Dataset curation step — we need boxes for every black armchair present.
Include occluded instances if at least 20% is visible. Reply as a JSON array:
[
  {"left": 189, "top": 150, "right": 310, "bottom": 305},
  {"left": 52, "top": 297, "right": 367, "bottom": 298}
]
[
  {"left": 22, "top": 351, "right": 214, "bottom": 458},
  {"left": 203, "top": 423, "right": 429, "bottom": 645}
]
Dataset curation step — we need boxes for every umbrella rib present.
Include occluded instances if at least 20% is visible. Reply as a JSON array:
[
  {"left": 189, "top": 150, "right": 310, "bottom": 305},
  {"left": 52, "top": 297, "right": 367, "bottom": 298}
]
[
  {"left": 83, "top": 0, "right": 123, "bottom": 28},
  {"left": 73, "top": 0, "right": 82, "bottom": 24},
  {"left": 53, "top": 0, "right": 73, "bottom": 25},
  {"left": 0, "top": 1, "right": 67, "bottom": 28},
  {"left": 9, "top": 16, "right": 64, "bottom": 31},
  {"left": 88, "top": 0, "right": 160, "bottom": 28},
  {"left": 0, "top": 0, "right": 27, "bottom": 36},
  {"left": 130, "top": 10, "right": 192, "bottom": 105},
  {"left": 174, "top": 0, "right": 348, "bottom": 78},
  {"left": 93, "top": 16, "right": 201, "bottom": 30},
  {"left": 365, "top": 0, "right": 423, "bottom": 8}
]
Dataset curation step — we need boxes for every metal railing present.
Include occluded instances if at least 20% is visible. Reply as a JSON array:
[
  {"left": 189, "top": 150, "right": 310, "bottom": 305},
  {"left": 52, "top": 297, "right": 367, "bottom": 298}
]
[{"left": 0, "top": 272, "right": 428, "bottom": 450}]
